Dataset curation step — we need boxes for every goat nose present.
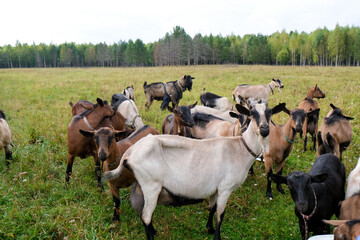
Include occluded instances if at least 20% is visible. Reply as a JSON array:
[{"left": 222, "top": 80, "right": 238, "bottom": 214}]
[
  {"left": 297, "top": 201, "right": 308, "bottom": 212},
  {"left": 295, "top": 125, "right": 302, "bottom": 132},
  {"left": 99, "top": 149, "right": 107, "bottom": 161},
  {"left": 260, "top": 125, "right": 270, "bottom": 137}
]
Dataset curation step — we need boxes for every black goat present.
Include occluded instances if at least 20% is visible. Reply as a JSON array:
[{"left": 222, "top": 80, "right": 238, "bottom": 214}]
[{"left": 272, "top": 153, "right": 345, "bottom": 240}]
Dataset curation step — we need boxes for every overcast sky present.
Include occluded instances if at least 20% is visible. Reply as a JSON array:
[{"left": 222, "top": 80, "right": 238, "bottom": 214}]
[{"left": 2, "top": 0, "right": 360, "bottom": 46}]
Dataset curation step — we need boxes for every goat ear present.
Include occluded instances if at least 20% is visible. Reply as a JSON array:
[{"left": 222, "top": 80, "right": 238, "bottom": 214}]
[
  {"left": 271, "top": 174, "right": 288, "bottom": 185},
  {"left": 236, "top": 104, "right": 250, "bottom": 116},
  {"left": 272, "top": 78, "right": 276, "bottom": 81},
  {"left": 282, "top": 107, "right": 291, "bottom": 115},
  {"left": 306, "top": 108, "right": 320, "bottom": 117},
  {"left": 79, "top": 129, "right": 95, "bottom": 138},
  {"left": 271, "top": 103, "right": 286, "bottom": 115},
  {"left": 315, "top": 84, "right": 318, "bottom": 88},
  {"left": 343, "top": 115, "right": 354, "bottom": 120},
  {"left": 97, "top": 98, "right": 104, "bottom": 106},
  {"left": 115, "top": 130, "right": 127, "bottom": 138},
  {"left": 323, "top": 219, "right": 347, "bottom": 227},
  {"left": 188, "top": 101, "right": 197, "bottom": 109},
  {"left": 330, "top": 103, "right": 337, "bottom": 109},
  {"left": 311, "top": 173, "right": 328, "bottom": 183},
  {"left": 229, "top": 112, "right": 239, "bottom": 119}
]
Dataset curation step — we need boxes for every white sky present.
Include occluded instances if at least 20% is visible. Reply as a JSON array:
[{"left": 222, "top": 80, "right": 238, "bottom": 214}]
[{"left": 2, "top": 0, "right": 360, "bottom": 46}]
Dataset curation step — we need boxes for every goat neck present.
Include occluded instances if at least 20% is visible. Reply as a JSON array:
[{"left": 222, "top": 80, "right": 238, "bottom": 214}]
[
  {"left": 283, "top": 118, "right": 297, "bottom": 144},
  {"left": 105, "top": 141, "right": 122, "bottom": 171},
  {"left": 242, "top": 119, "right": 267, "bottom": 157}
]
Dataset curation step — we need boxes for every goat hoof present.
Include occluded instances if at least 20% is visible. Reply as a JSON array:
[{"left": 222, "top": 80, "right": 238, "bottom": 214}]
[
  {"left": 207, "top": 226, "right": 215, "bottom": 234},
  {"left": 112, "top": 218, "right": 120, "bottom": 224}
]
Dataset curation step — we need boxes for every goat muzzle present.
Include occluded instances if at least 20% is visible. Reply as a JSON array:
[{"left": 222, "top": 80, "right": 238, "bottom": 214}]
[
  {"left": 260, "top": 125, "right": 270, "bottom": 137},
  {"left": 99, "top": 149, "right": 108, "bottom": 162}
]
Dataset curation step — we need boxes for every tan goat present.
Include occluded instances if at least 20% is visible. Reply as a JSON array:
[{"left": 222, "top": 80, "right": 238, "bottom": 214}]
[
  {"left": 298, "top": 84, "right": 326, "bottom": 151},
  {"left": 80, "top": 125, "right": 159, "bottom": 222},
  {"left": 264, "top": 107, "right": 320, "bottom": 199},
  {"left": 232, "top": 78, "right": 284, "bottom": 103},
  {"left": 317, "top": 103, "right": 353, "bottom": 160}
]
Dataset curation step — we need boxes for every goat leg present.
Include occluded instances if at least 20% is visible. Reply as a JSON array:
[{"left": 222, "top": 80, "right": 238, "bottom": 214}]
[
  {"left": 266, "top": 169, "right": 273, "bottom": 199},
  {"left": 142, "top": 220, "right": 156, "bottom": 240},
  {"left": 214, "top": 211, "right": 225, "bottom": 240},
  {"left": 275, "top": 168, "right": 285, "bottom": 194},
  {"left": 65, "top": 155, "right": 75, "bottom": 185},
  {"left": 5, "top": 147, "right": 12, "bottom": 166},
  {"left": 206, "top": 204, "right": 217, "bottom": 234},
  {"left": 112, "top": 195, "right": 120, "bottom": 223}
]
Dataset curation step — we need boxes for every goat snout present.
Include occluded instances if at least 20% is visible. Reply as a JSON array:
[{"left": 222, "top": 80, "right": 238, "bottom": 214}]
[
  {"left": 295, "top": 125, "right": 303, "bottom": 132},
  {"left": 260, "top": 124, "right": 270, "bottom": 137},
  {"left": 296, "top": 201, "right": 308, "bottom": 213},
  {"left": 99, "top": 149, "right": 108, "bottom": 161}
]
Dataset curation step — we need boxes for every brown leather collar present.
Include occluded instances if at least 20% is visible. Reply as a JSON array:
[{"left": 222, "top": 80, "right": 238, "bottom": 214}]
[{"left": 240, "top": 137, "right": 258, "bottom": 158}]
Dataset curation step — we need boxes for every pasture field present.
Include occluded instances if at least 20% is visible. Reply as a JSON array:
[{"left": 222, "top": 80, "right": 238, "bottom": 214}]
[{"left": 0, "top": 65, "right": 359, "bottom": 240}]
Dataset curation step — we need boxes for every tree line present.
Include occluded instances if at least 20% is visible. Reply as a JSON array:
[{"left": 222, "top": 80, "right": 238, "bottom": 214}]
[{"left": 1, "top": 24, "right": 360, "bottom": 68}]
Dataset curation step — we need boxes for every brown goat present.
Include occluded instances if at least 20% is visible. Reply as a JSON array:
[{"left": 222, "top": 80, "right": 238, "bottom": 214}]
[
  {"left": 265, "top": 107, "right": 320, "bottom": 199},
  {"left": 162, "top": 102, "right": 197, "bottom": 136},
  {"left": 317, "top": 103, "right": 354, "bottom": 160},
  {"left": 298, "top": 84, "right": 326, "bottom": 151},
  {"left": 66, "top": 98, "right": 120, "bottom": 189},
  {"left": 339, "top": 193, "right": 360, "bottom": 220},
  {"left": 324, "top": 219, "right": 360, "bottom": 240},
  {"left": 80, "top": 125, "right": 159, "bottom": 222}
]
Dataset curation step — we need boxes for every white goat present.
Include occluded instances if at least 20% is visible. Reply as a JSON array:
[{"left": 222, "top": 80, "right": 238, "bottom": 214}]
[
  {"left": 104, "top": 101, "right": 285, "bottom": 240},
  {"left": 346, "top": 157, "right": 360, "bottom": 198},
  {"left": 233, "top": 78, "right": 284, "bottom": 103},
  {"left": 0, "top": 110, "right": 13, "bottom": 165}
]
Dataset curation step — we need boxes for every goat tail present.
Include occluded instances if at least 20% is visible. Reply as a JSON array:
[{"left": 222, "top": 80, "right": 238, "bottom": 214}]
[{"left": 103, "top": 147, "right": 134, "bottom": 182}]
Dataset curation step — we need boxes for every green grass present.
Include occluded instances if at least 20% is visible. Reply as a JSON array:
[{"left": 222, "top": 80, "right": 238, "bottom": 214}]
[{"left": 0, "top": 65, "right": 359, "bottom": 239}]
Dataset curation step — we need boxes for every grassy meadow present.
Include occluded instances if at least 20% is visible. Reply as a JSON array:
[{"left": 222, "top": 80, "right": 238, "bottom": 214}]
[{"left": 0, "top": 65, "right": 359, "bottom": 239}]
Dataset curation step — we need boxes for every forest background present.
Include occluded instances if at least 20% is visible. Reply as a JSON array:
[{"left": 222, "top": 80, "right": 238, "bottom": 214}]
[{"left": 1, "top": 24, "right": 360, "bottom": 68}]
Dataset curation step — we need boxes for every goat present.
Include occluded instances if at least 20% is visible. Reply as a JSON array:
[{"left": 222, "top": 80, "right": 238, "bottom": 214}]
[
  {"left": 143, "top": 75, "right": 194, "bottom": 110},
  {"left": 111, "top": 93, "right": 144, "bottom": 129},
  {"left": 80, "top": 125, "right": 159, "bottom": 222},
  {"left": 232, "top": 78, "right": 284, "bottom": 103},
  {"left": 200, "top": 88, "right": 233, "bottom": 111},
  {"left": 122, "top": 85, "right": 135, "bottom": 102},
  {"left": 161, "top": 102, "right": 197, "bottom": 137},
  {"left": 0, "top": 110, "right": 12, "bottom": 166},
  {"left": 317, "top": 103, "right": 354, "bottom": 160},
  {"left": 189, "top": 106, "right": 246, "bottom": 139},
  {"left": 272, "top": 153, "right": 345, "bottom": 240},
  {"left": 339, "top": 193, "right": 360, "bottom": 220},
  {"left": 265, "top": 107, "right": 320, "bottom": 199},
  {"left": 103, "top": 101, "right": 285, "bottom": 240},
  {"left": 324, "top": 219, "right": 360, "bottom": 240},
  {"left": 298, "top": 84, "right": 326, "bottom": 151},
  {"left": 69, "top": 100, "right": 127, "bottom": 133},
  {"left": 346, "top": 158, "right": 360, "bottom": 199},
  {"left": 66, "top": 98, "right": 119, "bottom": 189},
  {"left": 191, "top": 105, "right": 237, "bottom": 124}
]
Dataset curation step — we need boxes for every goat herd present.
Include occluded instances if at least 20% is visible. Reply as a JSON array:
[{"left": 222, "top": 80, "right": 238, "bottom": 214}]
[{"left": 0, "top": 75, "right": 358, "bottom": 240}]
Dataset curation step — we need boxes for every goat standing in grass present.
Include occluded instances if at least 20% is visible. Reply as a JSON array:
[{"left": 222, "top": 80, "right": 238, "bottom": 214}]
[
  {"left": 104, "top": 101, "right": 285, "bottom": 240},
  {"left": 265, "top": 107, "right": 320, "bottom": 199},
  {"left": 298, "top": 84, "right": 326, "bottom": 151},
  {"left": 0, "top": 110, "right": 12, "bottom": 166},
  {"left": 80, "top": 125, "right": 159, "bottom": 222},
  {"left": 162, "top": 102, "right": 197, "bottom": 137},
  {"left": 272, "top": 153, "right": 345, "bottom": 240},
  {"left": 317, "top": 103, "right": 353, "bottom": 160},
  {"left": 232, "top": 78, "right": 284, "bottom": 103}
]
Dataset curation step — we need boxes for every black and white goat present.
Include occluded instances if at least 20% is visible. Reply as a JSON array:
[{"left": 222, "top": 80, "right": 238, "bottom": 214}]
[{"left": 200, "top": 89, "right": 233, "bottom": 112}]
